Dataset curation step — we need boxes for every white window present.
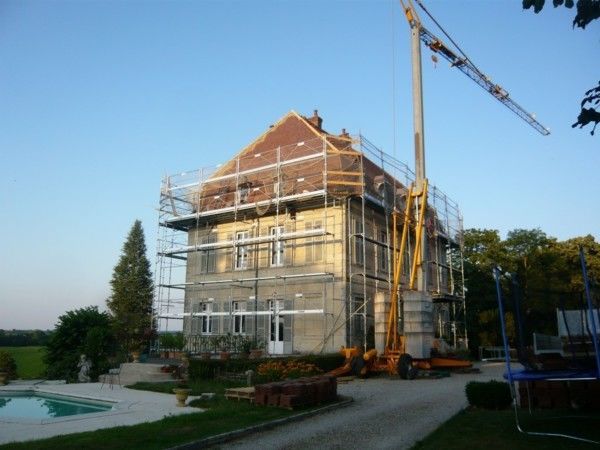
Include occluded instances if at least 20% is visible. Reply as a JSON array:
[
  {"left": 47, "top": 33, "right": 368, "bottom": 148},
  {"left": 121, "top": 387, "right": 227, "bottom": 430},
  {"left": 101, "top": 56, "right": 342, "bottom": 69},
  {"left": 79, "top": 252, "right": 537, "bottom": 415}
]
[
  {"left": 201, "top": 302, "right": 212, "bottom": 334},
  {"left": 270, "top": 226, "right": 284, "bottom": 267},
  {"left": 305, "top": 220, "right": 323, "bottom": 263},
  {"left": 379, "top": 229, "right": 388, "bottom": 272},
  {"left": 235, "top": 231, "right": 250, "bottom": 270},
  {"left": 353, "top": 219, "right": 364, "bottom": 265},
  {"left": 199, "top": 234, "right": 216, "bottom": 273},
  {"left": 233, "top": 301, "right": 246, "bottom": 334}
]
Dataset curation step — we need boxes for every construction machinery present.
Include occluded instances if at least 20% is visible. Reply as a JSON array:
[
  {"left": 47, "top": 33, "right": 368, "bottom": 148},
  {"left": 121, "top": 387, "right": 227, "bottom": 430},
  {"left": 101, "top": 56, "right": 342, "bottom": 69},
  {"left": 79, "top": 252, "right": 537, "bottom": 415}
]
[{"left": 331, "top": 0, "right": 548, "bottom": 379}]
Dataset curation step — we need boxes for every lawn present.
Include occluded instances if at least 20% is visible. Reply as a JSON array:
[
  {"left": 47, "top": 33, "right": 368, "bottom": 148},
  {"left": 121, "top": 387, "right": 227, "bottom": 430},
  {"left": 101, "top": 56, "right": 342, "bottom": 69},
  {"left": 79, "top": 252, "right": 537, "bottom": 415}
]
[
  {"left": 0, "top": 346, "right": 46, "bottom": 379},
  {"left": 0, "top": 379, "right": 303, "bottom": 450},
  {"left": 412, "top": 408, "right": 600, "bottom": 450}
]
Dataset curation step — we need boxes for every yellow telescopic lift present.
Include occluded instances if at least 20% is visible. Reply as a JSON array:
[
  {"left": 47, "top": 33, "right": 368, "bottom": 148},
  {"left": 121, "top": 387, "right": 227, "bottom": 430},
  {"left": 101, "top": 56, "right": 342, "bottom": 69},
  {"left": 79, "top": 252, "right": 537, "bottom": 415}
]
[{"left": 331, "top": 0, "right": 549, "bottom": 379}]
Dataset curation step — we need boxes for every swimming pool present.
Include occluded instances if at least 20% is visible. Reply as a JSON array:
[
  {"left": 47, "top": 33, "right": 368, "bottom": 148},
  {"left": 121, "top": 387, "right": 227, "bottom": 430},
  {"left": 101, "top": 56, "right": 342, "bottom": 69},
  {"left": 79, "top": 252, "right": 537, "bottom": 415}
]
[{"left": 0, "top": 391, "right": 113, "bottom": 419}]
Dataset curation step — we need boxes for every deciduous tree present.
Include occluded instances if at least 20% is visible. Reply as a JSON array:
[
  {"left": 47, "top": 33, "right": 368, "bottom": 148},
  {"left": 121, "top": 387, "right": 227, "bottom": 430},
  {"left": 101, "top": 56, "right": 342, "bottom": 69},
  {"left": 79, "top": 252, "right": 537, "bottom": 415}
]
[
  {"left": 45, "top": 306, "right": 114, "bottom": 381},
  {"left": 522, "top": 0, "right": 600, "bottom": 134}
]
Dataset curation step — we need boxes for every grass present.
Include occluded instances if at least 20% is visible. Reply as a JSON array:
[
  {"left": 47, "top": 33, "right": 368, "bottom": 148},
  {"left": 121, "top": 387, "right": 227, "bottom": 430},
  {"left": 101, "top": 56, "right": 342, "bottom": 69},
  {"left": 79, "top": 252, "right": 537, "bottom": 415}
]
[
  {"left": 0, "top": 346, "right": 46, "bottom": 379},
  {"left": 126, "top": 378, "right": 244, "bottom": 396},
  {"left": 0, "top": 379, "right": 301, "bottom": 450},
  {"left": 412, "top": 408, "right": 600, "bottom": 450}
]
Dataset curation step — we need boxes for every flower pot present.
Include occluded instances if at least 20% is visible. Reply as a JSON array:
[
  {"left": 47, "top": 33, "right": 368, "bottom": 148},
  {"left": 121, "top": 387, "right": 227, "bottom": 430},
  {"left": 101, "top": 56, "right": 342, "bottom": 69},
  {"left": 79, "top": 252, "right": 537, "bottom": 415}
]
[
  {"left": 219, "top": 351, "right": 231, "bottom": 361},
  {"left": 131, "top": 351, "right": 141, "bottom": 363},
  {"left": 173, "top": 388, "right": 192, "bottom": 407},
  {"left": 0, "top": 372, "right": 7, "bottom": 386},
  {"left": 249, "top": 349, "right": 263, "bottom": 359}
]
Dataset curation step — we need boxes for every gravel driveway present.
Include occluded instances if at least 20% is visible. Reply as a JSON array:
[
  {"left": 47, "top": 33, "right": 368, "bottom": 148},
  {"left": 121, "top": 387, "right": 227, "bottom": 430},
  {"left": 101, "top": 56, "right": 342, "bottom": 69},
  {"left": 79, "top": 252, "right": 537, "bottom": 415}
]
[{"left": 213, "top": 362, "right": 506, "bottom": 450}]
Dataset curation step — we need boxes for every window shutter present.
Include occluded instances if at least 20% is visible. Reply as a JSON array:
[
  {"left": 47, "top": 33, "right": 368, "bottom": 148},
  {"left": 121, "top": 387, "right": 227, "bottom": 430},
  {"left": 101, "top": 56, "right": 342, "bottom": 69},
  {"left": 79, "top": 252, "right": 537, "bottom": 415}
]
[
  {"left": 283, "top": 299, "right": 293, "bottom": 353},
  {"left": 284, "top": 223, "right": 293, "bottom": 266},
  {"left": 222, "top": 300, "right": 231, "bottom": 334},
  {"left": 256, "top": 300, "right": 266, "bottom": 341},
  {"left": 246, "top": 300, "right": 255, "bottom": 335},
  {"left": 226, "top": 233, "right": 233, "bottom": 270}
]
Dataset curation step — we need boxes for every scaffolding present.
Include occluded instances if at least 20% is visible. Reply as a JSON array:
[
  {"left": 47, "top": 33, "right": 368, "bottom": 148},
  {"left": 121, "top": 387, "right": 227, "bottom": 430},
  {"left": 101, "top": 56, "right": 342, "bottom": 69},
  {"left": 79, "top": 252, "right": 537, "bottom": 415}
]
[{"left": 154, "top": 131, "right": 467, "bottom": 354}]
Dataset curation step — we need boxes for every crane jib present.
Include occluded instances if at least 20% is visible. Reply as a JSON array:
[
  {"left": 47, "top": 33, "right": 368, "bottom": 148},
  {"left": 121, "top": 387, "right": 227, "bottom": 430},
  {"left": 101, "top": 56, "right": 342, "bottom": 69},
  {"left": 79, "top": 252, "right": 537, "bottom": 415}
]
[{"left": 419, "top": 26, "right": 550, "bottom": 136}]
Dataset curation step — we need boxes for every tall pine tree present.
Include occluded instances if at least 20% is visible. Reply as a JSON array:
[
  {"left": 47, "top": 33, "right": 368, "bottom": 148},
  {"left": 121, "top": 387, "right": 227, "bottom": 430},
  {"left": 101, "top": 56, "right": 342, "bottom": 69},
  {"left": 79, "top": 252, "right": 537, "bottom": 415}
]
[{"left": 107, "top": 220, "right": 154, "bottom": 355}]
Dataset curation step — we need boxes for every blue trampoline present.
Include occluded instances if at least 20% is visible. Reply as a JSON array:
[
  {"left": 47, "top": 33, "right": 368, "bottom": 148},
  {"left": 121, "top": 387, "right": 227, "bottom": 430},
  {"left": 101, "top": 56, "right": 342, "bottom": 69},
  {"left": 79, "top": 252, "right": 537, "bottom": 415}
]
[{"left": 494, "top": 247, "right": 600, "bottom": 444}]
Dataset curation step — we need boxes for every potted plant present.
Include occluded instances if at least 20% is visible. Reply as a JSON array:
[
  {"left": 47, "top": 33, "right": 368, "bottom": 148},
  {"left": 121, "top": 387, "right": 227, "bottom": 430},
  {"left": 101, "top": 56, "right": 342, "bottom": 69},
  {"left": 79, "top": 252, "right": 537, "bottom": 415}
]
[
  {"left": 181, "top": 350, "right": 191, "bottom": 367},
  {"left": 173, "top": 382, "right": 192, "bottom": 407},
  {"left": 219, "top": 334, "right": 232, "bottom": 360},
  {"left": 249, "top": 338, "right": 265, "bottom": 359},
  {"left": 130, "top": 341, "right": 143, "bottom": 363},
  {"left": 172, "top": 332, "right": 186, "bottom": 359},
  {"left": 240, "top": 336, "right": 253, "bottom": 359},
  {"left": 0, "top": 350, "right": 17, "bottom": 385}
]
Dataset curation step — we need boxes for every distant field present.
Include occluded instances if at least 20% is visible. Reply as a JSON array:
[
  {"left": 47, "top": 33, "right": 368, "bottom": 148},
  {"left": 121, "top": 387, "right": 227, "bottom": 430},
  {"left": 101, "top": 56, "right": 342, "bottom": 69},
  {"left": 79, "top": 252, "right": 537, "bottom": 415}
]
[{"left": 1, "top": 346, "right": 46, "bottom": 379}]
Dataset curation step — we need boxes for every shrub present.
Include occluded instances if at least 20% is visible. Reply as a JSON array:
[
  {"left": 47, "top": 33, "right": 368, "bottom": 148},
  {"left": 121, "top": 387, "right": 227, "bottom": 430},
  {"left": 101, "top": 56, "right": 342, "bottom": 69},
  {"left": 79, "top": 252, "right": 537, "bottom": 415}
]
[
  {"left": 45, "top": 306, "right": 115, "bottom": 382},
  {"left": 188, "top": 353, "right": 344, "bottom": 381},
  {"left": 465, "top": 380, "right": 512, "bottom": 410},
  {"left": 159, "top": 332, "right": 185, "bottom": 351},
  {"left": 0, "top": 350, "right": 17, "bottom": 379},
  {"left": 256, "top": 360, "right": 322, "bottom": 382}
]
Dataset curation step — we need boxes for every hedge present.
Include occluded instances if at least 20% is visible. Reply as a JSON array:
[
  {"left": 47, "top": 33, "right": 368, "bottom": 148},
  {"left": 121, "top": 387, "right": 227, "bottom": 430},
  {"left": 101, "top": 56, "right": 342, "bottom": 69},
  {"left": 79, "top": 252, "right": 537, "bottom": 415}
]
[
  {"left": 188, "top": 353, "right": 344, "bottom": 381},
  {"left": 465, "top": 380, "right": 512, "bottom": 410}
]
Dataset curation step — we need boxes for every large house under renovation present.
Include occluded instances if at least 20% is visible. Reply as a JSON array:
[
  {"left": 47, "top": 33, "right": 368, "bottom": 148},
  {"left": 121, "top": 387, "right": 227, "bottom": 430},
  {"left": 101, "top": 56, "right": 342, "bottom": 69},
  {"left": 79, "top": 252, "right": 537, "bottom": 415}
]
[{"left": 155, "top": 110, "right": 466, "bottom": 355}]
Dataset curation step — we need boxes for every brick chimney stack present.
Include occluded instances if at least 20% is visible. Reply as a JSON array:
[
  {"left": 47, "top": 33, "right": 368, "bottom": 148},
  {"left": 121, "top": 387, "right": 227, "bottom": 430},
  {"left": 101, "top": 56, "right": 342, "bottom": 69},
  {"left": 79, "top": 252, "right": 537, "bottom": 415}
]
[{"left": 307, "top": 109, "right": 323, "bottom": 130}]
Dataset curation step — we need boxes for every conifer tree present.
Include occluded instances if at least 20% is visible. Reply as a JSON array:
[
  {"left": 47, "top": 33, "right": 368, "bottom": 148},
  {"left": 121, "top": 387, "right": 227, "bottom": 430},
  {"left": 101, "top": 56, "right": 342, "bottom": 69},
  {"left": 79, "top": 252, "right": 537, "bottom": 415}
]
[{"left": 106, "top": 220, "right": 154, "bottom": 355}]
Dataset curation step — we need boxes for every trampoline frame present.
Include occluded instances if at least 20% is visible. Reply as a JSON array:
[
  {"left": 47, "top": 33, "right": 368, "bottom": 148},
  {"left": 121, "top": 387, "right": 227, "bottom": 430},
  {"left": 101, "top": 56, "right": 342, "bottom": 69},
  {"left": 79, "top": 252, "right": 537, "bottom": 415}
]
[{"left": 493, "top": 247, "right": 600, "bottom": 445}]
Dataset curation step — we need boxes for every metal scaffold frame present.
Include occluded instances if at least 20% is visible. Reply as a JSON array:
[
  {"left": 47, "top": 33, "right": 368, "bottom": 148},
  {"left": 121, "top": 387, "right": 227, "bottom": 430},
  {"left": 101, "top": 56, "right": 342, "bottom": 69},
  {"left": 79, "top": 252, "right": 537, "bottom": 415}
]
[{"left": 154, "top": 133, "right": 467, "bottom": 354}]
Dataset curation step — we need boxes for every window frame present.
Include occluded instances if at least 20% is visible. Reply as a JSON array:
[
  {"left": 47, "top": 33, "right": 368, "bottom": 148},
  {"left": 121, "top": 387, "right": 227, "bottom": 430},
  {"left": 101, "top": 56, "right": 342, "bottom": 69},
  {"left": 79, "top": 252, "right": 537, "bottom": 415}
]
[
  {"left": 270, "top": 225, "right": 285, "bottom": 267},
  {"left": 235, "top": 230, "right": 250, "bottom": 270},
  {"left": 378, "top": 228, "right": 388, "bottom": 272},
  {"left": 200, "top": 302, "right": 213, "bottom": 334},
  {"left": 232, "top": 301, "right": 246, "bottom": 334}
]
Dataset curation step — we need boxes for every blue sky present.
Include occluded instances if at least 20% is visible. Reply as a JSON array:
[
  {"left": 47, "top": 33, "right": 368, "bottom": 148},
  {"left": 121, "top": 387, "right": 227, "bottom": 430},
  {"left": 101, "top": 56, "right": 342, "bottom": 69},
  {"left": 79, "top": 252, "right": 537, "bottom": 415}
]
[{"left": 1, "top": 1, "right": 598, "bottom": 330}]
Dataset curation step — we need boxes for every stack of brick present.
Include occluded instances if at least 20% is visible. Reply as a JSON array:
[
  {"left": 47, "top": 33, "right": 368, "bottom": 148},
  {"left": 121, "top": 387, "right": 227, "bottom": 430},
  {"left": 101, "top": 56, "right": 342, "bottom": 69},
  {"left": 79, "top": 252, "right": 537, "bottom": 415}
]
[
  {"left": 254, "top": 375, "right": 337, "bottom": 409},
  {"left": 518, "top": 380, "right": 600, "bottom": 409}
]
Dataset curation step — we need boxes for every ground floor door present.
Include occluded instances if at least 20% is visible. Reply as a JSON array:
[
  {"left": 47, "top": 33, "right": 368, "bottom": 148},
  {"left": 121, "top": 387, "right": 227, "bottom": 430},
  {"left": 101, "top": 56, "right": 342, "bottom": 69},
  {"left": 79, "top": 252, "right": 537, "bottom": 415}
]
[{"left": 268, "top": 299, "right": 284, "bottom": 354}]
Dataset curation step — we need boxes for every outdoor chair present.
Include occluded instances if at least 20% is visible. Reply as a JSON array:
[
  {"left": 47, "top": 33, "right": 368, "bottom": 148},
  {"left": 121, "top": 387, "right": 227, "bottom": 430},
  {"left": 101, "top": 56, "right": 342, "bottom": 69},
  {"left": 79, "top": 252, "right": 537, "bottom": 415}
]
[{"left": 101, "top": 365, "right": 121, "bottom": 389}]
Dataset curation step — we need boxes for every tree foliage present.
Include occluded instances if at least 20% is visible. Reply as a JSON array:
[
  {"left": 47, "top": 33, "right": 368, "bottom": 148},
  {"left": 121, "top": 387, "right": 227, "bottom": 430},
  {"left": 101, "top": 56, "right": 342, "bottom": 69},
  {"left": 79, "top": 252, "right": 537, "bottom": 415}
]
[
  {"left": 523, "top": 0, "right": 600, "bottom": 29},
  {"left": 0, "top": 350, "right": 17, "bottom": 379},
  {"left": 522, "top": 0, "right": 600, "bottom": 134},
  {"left": 106, "top": 220, "right": 154, "bottom": 355},
  {"left": 464, "top": 228, "right": 600, "bottom": 355},
  {"left": 45, "top": 306, "right": 115, "bottom": 382},
  {"left": 0, "top": 329, "right": 52, "bottom": 347}
]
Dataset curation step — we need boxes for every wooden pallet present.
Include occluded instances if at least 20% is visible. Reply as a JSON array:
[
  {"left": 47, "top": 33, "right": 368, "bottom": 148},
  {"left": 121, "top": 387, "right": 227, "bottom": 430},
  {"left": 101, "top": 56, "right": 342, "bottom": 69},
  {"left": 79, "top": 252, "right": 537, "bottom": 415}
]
[{"left": 225, "top": 387, "right": 255, "bottom": 402}]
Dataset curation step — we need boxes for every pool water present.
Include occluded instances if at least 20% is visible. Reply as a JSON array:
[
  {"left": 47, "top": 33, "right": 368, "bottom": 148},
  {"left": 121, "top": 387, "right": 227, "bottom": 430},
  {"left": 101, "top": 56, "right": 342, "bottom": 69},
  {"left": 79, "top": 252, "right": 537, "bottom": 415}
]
[{"left": 0, "top": 392, "right": 113, "bottom": 419}]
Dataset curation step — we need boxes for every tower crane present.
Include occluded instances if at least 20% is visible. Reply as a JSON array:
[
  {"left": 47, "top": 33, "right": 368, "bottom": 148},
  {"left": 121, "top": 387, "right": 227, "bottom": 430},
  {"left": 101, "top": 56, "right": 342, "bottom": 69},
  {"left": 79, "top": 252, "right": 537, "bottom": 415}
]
[
  {"left": 389, "top": 1, "right": 550, "bottom": 362},
  {"left": 331, "top": 1, "right": 550, "bottom": 378}
]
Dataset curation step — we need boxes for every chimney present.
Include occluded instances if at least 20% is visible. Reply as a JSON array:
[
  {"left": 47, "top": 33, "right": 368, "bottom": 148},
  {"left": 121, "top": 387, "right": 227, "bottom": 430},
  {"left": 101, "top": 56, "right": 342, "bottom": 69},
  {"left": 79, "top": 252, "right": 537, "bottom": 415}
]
[
  {"left": 340, "top": 128, "right": 350, "bottom": 139},
  {"left": 307, "top": 109, "right": 323, "bottom": 129}
]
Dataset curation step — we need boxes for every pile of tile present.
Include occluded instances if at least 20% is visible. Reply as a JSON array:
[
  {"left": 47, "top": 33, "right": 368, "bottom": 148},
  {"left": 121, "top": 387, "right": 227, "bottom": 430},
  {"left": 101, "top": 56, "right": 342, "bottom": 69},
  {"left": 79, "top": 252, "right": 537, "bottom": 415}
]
[
  {"left": 518, "top": 380, "right": 600, "bottom": 409},
  {"left": 254, "top": 375, "right": 337, "bottom": 409}
]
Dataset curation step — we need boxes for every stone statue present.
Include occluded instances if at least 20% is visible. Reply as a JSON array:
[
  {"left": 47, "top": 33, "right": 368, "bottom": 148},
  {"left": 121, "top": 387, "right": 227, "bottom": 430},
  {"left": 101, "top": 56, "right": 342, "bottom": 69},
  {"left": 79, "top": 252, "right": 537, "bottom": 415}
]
[{"left": 77, "top": 354, "right": 92, "bottom": 383}]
